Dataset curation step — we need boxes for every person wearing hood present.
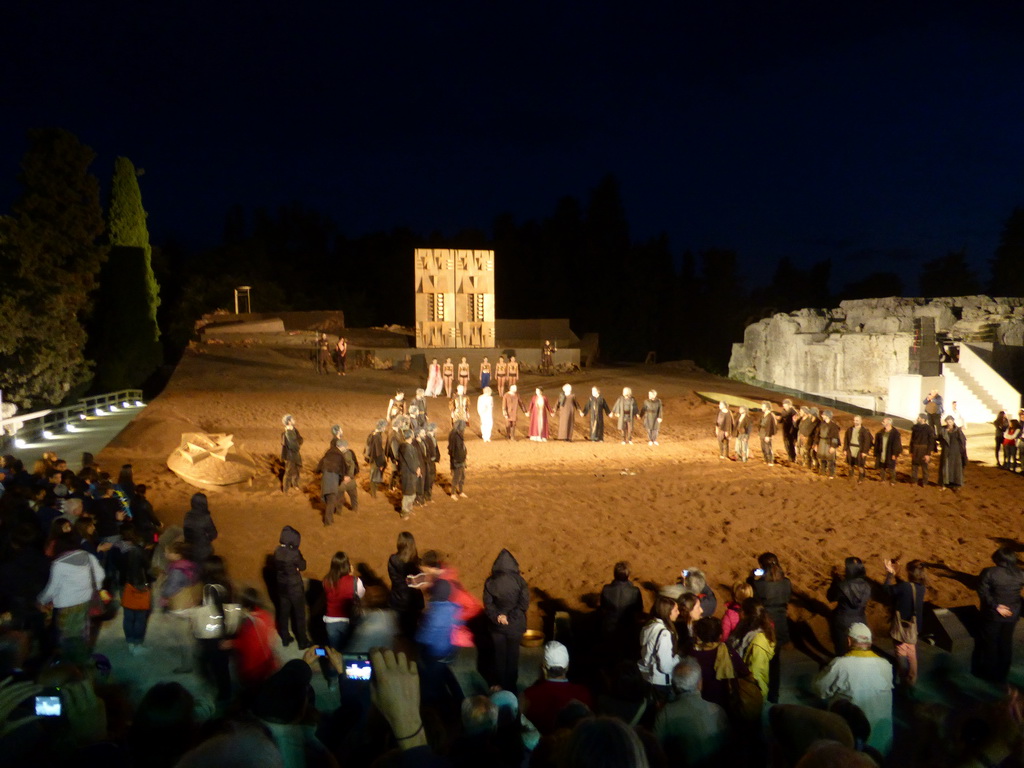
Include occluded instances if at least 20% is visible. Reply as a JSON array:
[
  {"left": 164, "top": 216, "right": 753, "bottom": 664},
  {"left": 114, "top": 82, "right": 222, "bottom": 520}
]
[
  {"left": 273, "top": 525, "right": 309, "bottom": 648},
  {"left": 483, "top": 549, "right": 530, "bottom": 692},
  {"left": 183, "top": 492, "right": 217, "bottom": 564},
  {"left": 280, "top": 414, "right": 303, "bottom": 493},
  {"left": 364, "top": 419, "right": 388, "bottom": 498},
  {"left": 448, "top": 420, "right": 468, "bottom": 500},
  {"left": 826, "top": 556, "right": 871, "bottom": 656}
]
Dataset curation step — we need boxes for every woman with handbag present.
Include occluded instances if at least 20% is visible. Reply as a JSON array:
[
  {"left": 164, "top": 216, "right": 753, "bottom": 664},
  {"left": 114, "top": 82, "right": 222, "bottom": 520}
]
[
  {"left": 638, "top": 595, "right": 681, "bottom": 704},
  {"left": 193, "top": 556, "right": 237, "bottom": 705},
  {"left": 883, "top": 558, "right": 926, "bottom": 687},
  {"left": 37, "top": 531, "right": 105, "bottom": 658}
]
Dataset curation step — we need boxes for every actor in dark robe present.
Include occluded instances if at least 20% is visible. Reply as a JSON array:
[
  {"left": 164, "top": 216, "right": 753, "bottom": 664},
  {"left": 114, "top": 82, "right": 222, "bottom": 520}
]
[
  {"left": 397, "top": 429, "right": 422, "bottom": 519},
  {"left": 541, "top": 340, "right": 556, "bottom": 376},
  {"left": 938, "top": 415, "right": 968, "bottom": 491},
  {"left": 422, "top": 423, "right": 440, "bottom": 502},
  {"left": 386, "top": 418, "right": 406, "bottom": 491},
  {"left": 502, "top": 385, "right": 527, "bottom": 440},
  {"left": 909, "top": 413, "right": 934, "bottom": 487},
  {"left": 528, "top": 388, "right": 553, "bottom": 441},
  {"left": 281, "top": 414, "right": 303, "bottom": 492},
  {"left": 448, "top": 421, "right": 468, "bottom": 498},
  {"left": 411, "top": 389, "right": 428, "bottom": 426},
  {"left": 555, "top": 384, "right": 578, "bottom": 441},
  {"left": 781, "top": 399, "right": 799, "bottom": 462},
  {"left": 873, "top": 418, "right": 903, "bottom": 485},
  {"left": 612, "top": 388, "right": 640, "bottom": 444},
  {"left": 816, "top": 410, "right": 841, "bottom": 478},
  {"left": 843, "top": 415, "right": 873, "bottom": 482},
  {"left": 715, "top": 401, "right": 734, "bottom": 459},
  {"left": 317, "top": 438, "right": 344, "bottom": 526},
  {"left": 641, "top": 390, "right": 664, "bottom": 445},
  {"left": 759, "top": 400, "right": 776, "bottom": 465},
  {"left": 363, "top": 419, "right": 388, "bottom": 498},
  {"left": 580, "top": 387, "right": 611, "bottom": 442}
]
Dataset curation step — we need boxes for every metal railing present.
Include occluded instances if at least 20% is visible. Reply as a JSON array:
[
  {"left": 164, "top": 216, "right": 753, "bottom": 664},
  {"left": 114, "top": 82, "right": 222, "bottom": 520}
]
[{"left": 0, "top": 389, "right": 145, "bottom": 445}]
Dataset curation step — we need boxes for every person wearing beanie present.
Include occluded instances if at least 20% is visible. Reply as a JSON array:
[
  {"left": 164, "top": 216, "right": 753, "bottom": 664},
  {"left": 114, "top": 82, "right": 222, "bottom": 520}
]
[
  {"left": 273, "top": 526, "right": 309, "bottom": 649},
  {"left": 523, "top": 641, "right": 594, "bottom": 735},
  {"left": 813, "top": 622, "right": 894, "bottom": 755}
]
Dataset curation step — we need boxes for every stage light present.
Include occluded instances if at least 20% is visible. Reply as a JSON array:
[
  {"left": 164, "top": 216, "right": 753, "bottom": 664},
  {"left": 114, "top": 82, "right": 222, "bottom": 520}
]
[
  {"left": 122, "top": 401, "right": 129, "bottom": 408},
  {"left": 79, "top": 413, "right": 86, "bottom": 420},
  {"left": 95, "top": 408, "right": 104, "bottom": 416},
  {"left": 134, "top": 400, "right": 143, "bottom": 407},
  {"left": 66, "top": 424, "right": 78, "bottom": 433},
  {"left": 42, "top": 430, "right": 54, "bottom": 439},
  {"left": 110, "top": 405, "right": 120, "bottom": 412},
  {"left": 14, "top": 438, "right": 27, "bottom": 449}
]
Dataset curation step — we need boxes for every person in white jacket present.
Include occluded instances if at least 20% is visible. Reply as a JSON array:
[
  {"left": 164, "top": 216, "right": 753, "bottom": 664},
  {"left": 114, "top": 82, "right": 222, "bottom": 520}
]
[
  {"left": 38, "top": 536, "right": 105, "bottom": 654},
  {"left": 639, "top": 595, "right": 681, "bottom": 702},
  {"left": 477, "top": 387, "right": 494, "bottom": 442}
]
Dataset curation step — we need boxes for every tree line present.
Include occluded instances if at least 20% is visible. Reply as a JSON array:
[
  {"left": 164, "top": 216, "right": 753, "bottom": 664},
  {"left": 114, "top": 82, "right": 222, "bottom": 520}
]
[{"left": 2, "top": 129, "right": 1021, "bottom": 408}]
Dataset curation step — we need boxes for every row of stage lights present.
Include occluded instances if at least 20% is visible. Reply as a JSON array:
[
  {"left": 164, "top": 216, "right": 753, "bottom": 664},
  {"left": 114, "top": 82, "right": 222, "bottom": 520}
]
[{"left": 12, "top": 400, "right": 144, "bottom": 449}]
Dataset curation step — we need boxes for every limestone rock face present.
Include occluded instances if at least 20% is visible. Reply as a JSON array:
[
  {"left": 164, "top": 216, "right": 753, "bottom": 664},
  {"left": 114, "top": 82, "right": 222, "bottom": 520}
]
[{"left": 729, "top": 296, "right": 1024, "bottom": 397}]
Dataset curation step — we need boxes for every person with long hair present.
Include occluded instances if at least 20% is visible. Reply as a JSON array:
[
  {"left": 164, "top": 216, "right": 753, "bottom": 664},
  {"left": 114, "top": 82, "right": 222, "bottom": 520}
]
[
  {"left": 675, "top": 592, "right": 702, "bottom": 655},
  {"left": 826, "top": 556, "right": 871, "bottom": 656},
  {"left": 751, "top": 552, "right": 791, "bottom": 703},
  {"left": 323, "top": 551, "right": 365, "bottom": 655},
  {"left": 721, "top": 581, "right": 754, "bottom": 642},
  {"left": 729, "top": 599, "right": 776, "bottom": 699},
  {"left": 639, "top": 595, "right": 681, "bottom": 703},
  {"left": 388, "top": 531, "right": 424, "bottom": 637},
  {"left": 116, "top": 523, "right": 153, "bottom": 654},
  {"left": 691, "top": 617, "right": 750, "bottom": 713},
  {"left": 972, "top": 547, "right": 1024, "bottom": 683},
  {"left": 883, "top": 558, "right": 926, "bottom": 686}
]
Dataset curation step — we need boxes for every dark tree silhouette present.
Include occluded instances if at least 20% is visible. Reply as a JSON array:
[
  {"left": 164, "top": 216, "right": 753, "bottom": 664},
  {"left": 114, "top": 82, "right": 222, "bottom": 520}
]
[
  {"left": 919, "top": 249, "right": 979, "bottom": 297},
  {"left": 989, "top": 208, "right": 1024, "bottom": 296}
]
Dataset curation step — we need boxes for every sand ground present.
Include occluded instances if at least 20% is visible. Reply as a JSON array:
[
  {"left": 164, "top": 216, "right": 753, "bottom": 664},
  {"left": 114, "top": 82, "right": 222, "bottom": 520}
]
[{"left": 96, "top": 344, "right": 1019, "bottom": 647}]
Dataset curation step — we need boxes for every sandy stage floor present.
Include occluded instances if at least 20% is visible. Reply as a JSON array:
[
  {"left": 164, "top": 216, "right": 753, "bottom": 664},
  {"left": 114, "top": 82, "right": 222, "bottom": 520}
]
[{"left": 96, "top": 345, "right": 1016, "bottom": 645}]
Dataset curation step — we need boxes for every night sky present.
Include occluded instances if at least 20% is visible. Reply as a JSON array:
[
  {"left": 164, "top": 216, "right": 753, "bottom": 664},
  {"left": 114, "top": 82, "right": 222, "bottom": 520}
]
[{"left": 4, "top": 2, "right": 1024, "bottom": 286}]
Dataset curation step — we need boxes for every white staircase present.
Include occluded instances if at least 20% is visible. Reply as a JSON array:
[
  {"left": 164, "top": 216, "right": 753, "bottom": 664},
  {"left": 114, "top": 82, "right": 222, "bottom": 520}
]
[{"left": 943, "top": 344, "right": 1021, "bottom": 423}]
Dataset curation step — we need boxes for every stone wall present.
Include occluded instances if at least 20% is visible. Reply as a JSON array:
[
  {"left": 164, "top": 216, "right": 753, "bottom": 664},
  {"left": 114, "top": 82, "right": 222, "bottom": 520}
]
[{"left": 729, "top": 296, "right": 1024, "bottom": 398}]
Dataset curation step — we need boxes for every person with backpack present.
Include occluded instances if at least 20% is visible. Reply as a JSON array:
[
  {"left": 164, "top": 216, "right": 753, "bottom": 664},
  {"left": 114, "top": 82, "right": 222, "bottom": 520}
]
[{"left": 274, "top": 525, "right": 309, "bottom": 648}]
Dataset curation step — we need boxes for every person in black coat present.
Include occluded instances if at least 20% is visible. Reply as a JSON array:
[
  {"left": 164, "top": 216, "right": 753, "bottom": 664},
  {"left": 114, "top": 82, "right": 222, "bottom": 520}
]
[
  {"left": 873, "top": 418, "right": 903, "bottom": 485},
  {"left": 484, "top": 549, "right": 529, "bottom": 692},
  {"left": 751, "top": 551, "right": 792, "bottom": 703},
  {"left": 599, "top": 561, "right": 643, "bottom": 658},
  {"left": 364, "top": 419, "right": 388, "bottom": 498},
  {"left": 317, "top": 439, "right": 345, "bottom": 526},
  {"left": 273, "top": 525, "right": 308, "bottom": 648},
  {"left": 972, "top": 547, "right": 1024, "bottom": 683},
  {"left": 826, "top": 556, "right": 871, "bottom": 655},
  {"left": 397, "top": 429, "right": 422, "bottom": 520},
  {"left": 388, "top": 531, "right": 424, "bottom": 638},
  {"left": 448, "top": 420, "right": 468, "bottom": 499},
  {"left": 422, "top": 423, "right": 441, "bottom": 502},
  {"left": 884, "top": 558, "right": 927, "bottom": 687},
  {"left": 183, "top": 493, "right": 217, "bottom": 564}
]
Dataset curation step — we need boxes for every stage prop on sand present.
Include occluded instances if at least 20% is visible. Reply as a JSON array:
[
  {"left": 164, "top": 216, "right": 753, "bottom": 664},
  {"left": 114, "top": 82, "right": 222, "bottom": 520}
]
[{"left": 167, "top": 432, "right": 256, "bottom": 490}]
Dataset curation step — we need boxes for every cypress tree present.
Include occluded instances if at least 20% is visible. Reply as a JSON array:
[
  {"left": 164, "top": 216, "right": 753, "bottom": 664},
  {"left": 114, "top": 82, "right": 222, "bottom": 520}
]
[
  {"left": 91, "top": 157, "right": 162, "bottom": 391},
  {"left": 0, "top": 129, "right": 107, "bottom": 408}
]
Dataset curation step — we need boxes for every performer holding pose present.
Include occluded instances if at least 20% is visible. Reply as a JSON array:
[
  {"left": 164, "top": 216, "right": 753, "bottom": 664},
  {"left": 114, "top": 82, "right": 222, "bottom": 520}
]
[
  {"left": 495, "top": 356, "right": 508, "bottom": 397},
  {"left": 426, "top": 358, "right": 444, "bottom": 397},
  {"left": 442, "top": 357, "right": 455, "bottom": 398},
  {"left": 507, "top": 356, "right": 520, "bottom": 389},
  {"left": 281, "top": 414, "right": 303, "bottom": 492},
  {"left": 479, "top": 357, "right": 491, "bottom": 392},
  {"left": 528, "top": 388, "right": 553, "bottom": 441},
  {"left": 458, "top": 357, "right": 470, "bottom": 391},
  {"left": 611, "top": 388, "right": 640, "bottom": 445},
  {"left": 580, "top": 386, "right": 611, "bottom": 442},
  {"left": 502, "top": 384, "right": 526, "bottom": 440},
  {"left": 335, "top": 337, "right": 348, "bottom": 376},
  {"left": 641, "top": 389, "right": 663, "bottom": 445}
]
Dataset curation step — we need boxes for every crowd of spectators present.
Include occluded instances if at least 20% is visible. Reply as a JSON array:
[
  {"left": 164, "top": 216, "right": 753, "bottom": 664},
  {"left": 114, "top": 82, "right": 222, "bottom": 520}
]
[{"left": 1, "top": 450, "right": 1024, "bottom": 767}]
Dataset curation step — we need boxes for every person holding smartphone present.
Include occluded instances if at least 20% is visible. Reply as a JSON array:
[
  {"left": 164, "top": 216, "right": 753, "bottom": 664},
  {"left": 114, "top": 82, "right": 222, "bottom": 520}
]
[{"left": 750, "top": 552, "right": 792, "bottom": 703}]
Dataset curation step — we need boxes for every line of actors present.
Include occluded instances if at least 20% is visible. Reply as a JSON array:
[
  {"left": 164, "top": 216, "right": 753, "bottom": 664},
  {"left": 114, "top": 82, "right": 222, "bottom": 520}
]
[{"left": 715, "top": 398, "right": 969, "bottom": 489}]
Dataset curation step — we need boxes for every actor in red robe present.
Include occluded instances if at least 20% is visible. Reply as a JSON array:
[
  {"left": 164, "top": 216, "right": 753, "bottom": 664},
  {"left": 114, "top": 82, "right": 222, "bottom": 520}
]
[{"left": 529, "top": 388, "right": 553, "bottom": 441}]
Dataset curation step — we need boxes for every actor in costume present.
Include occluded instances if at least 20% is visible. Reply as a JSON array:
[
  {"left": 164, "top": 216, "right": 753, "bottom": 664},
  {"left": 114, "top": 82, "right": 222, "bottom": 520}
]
[
  {"left": 874, "top": 417, "right": 903, "bottom": 485},
  {"left": 909, "top": 413, "right": 934, "bottom": 487},
  {"left": 797, "top": 406, "right": 819, "bottom": 469},
  {"left": 414, "top": 429, "right": 429, "bottom": 504},
  {"left": 398, "top": 429, "right": 422, "bottom": 519},
  {"left": 448, "top": 421, "right": 468, "bottom": 499},
  {"left": 316, "top": 332, "right": 331, "bottom": 374},
  {"left": 458, "top": 357, "right": 470, "bottom": 390},
  {"left": 507, "top": 356, "right": 520, "bottom": 388},
  {"left": 386, "top": 391, "right": 406, "bottom": 425},
  {"left": 479, "top": 357, "right": 491, "bottom": 391},
  {"left": 442, "top": 357, "right": 455, "bottom": 398},
  {"left": 422, "top": 423, "right": 440, "bottom": 502},
  {"left": 318, "top": 438, "right": 345, "bottom": 525},
  {"left": 816, "top": 409, "right": 841, "bottom": 478},
  {"left": 477, "top": 387, "right": 495, "bottom": 442},
  {"left": 386, "top": 416, "right": 407, "bottom": 491},
  {"left": 580, "top": 386, "right": 611, "bottom": 442},
  {"left": 426, "top": 358, "right": 444, "bottom": 397},
  {"left": 411, "top": 388, "right": 428, "bottom": 429},
  {"left": 495, "top": 356, "right": 508, "bottom": 397},
  {"left": 780, "top": 399, "right": 799, "bottom": 462},
  {"left": 734, "top": 406, "right": 752, "bottom": 462},
  {"left": 502, "top": 384, "right": 527, "bottom": 440},
  {"left": 335, "top": 337, "right": 347, "bottom": 376},
  {"left": 938, "top": 415, "right": 968, "bottom": 492},
  {"left": 556, "top": 384, "right": 578, "bottom": 441},
  {"left": 450, "top": 384, "right": 471, "bottom": 427},
  {"left": 541, "top": 340, "right": 556, "bottom": 375},
  {"left": 843, "top": 415, "right": 873, "bottom": 482},
  {"left": 612, "top": 387, "right": 640, "bottom": 445},
  {"left": 281, "top": 414, "right": 303, "bottom": 492},
  {"left": 528, "top": 387, "right": 553, "bottom": 441},
  {"left": 759, "top": 401, "right": 776, "bottom": 465},
  {"left": 641, "top": 390, "right": 664, "bottom": 445},
  {"left": 715, "top": 401, "right": 733, "bottom": 459},
  {"left": 363, "top": 419, "right": 388, "bottom": 498}
]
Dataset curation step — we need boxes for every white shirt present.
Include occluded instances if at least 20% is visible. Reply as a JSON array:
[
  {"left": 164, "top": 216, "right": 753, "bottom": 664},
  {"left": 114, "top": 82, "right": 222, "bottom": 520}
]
[{"left": 813, "top": 649, "right": 893, "bottom": 754}]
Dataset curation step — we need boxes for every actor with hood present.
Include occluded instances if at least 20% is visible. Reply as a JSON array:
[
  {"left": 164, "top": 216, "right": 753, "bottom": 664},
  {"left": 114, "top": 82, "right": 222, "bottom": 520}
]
[
  {"left": 316, "top": 437, "right": 344, "bottom": 526},
  {"left": 364, "top": 419, "right": 388, "bottom": 498},
  {"left": 938, "top": 414, "right": 968, "bottom": 491},
  {"left": 826, "top": 556, "right": 871, "bottom": 656},
  {"left": 448, "top": 420, "right": 468, "bottom": 499},
  {"left": 273, "top": 525, "right": 309, "bottom": 648},
  {"left": 555, "top": 384, "right": 578, "bottom": 441},
  {"left": 484, "top": 549, "right": 530, "bottom": 692},
  {"left": 183, "top": 492, "right": 217, "bottom": 564},
  {"left": 422, "top": 423, "right": 441, "bottom": 502}
]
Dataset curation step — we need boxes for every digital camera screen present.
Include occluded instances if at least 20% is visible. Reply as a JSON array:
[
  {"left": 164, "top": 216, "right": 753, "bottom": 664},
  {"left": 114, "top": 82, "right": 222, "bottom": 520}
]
[
  {"left": 344, "top": 656, "right": 371, "bottom": 681},
  {"left": 35, "top": 695, "right": 62, "bottom": 717}
]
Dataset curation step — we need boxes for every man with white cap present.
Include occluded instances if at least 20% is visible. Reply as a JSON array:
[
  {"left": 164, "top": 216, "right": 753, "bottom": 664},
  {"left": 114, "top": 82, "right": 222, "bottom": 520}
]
[
  {"left": 813, "top": 622, "right": 893, "bottom": 754},
  {"left": 522, "top": 641, "right": 594, "bottom": 735}
]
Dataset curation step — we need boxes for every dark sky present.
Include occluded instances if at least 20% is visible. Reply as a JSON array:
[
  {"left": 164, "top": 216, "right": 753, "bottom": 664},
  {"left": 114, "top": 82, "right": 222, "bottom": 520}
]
[{"left": 3, "top": 1, "right": 1023, "bottom": 285}]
